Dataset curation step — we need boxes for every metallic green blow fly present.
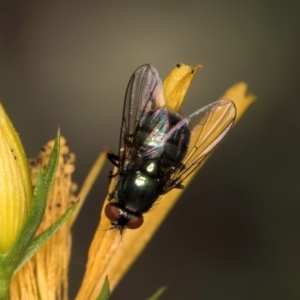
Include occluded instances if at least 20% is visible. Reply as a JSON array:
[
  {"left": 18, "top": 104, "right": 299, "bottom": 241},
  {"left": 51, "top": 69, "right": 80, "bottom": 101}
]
[{"left": 106, "top": 64, "right": 236, "bottom": 233}]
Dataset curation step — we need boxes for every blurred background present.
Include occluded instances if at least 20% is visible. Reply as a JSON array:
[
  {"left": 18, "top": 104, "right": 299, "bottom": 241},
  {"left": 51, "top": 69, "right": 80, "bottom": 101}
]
[{"left": 0, "top": 1, "right": 299, "bottom": 299}]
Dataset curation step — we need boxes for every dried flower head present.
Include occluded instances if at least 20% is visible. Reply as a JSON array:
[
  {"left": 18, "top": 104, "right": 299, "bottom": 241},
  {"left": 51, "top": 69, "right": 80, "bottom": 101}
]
[{"left": 10, "top": 137, "right": 77, "bottom": 300}]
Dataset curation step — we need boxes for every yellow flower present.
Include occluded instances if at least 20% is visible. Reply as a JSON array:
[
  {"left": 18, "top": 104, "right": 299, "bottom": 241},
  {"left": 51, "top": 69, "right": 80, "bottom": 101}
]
[{"left": 0, "top": 103, "right": 32, "bottom": 254}]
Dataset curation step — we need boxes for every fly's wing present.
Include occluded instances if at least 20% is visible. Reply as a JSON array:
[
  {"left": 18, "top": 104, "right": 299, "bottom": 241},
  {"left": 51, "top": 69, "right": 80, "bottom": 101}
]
[
  {"left": 164, "top": 100, "right": 236, "bottom": 192},
  {"left": 119, "top": 64, "right": 166, "bottom": 168},
  {"left": 131, "top": 107, "right": 170, "bottom": 159}
]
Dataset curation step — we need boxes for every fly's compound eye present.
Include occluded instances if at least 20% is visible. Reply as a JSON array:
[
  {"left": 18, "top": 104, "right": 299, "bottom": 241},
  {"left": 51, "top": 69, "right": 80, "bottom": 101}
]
[
  {"left": 126, "top": 214, "right": 144, "bottom": 229},
  {"left": 104, "top": 203, "right": 120, "bottom": 222},
  {"left": 104, "top": 203, "right": 144, "bottom": 230}
]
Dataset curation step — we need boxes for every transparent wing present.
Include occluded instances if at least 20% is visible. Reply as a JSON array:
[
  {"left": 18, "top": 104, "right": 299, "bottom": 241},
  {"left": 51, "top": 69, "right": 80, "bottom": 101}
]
[
  {"left": 164, "top": 100, "right": 236, "bottom": 192},
  {"left": 119, "top": 64, "right": 166, "bottom": 168},
  {"left": 131, "top": 107, "right": 170, "bottom": 159}
]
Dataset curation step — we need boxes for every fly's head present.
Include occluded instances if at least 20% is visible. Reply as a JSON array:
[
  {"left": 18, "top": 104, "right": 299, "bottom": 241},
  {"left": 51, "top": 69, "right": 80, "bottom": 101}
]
[{"left": 104, "top": 203, "right": 144, "bottom": 233}]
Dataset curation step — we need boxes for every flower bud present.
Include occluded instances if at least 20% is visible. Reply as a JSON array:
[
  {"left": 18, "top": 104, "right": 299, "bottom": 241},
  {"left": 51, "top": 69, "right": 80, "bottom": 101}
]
[{"left": 0, "top": 103, "right": 32, "bottom": 254}]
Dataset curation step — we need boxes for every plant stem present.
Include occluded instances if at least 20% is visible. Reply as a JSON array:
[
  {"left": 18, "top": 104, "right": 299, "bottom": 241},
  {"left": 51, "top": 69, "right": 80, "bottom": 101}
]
[{"left": 0, "top": 276, "right": 10, "bottom": 300}]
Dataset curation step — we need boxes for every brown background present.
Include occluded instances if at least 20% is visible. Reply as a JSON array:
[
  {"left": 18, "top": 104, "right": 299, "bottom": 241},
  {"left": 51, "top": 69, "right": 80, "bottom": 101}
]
[{"left": 1, "top": 1, "right": 299, "bottom": 299}]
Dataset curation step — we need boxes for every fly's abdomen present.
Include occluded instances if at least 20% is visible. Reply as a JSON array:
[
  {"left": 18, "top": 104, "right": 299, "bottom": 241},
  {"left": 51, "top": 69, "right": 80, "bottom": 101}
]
[
  {"left": 161, "top": 111, "right": 191, "bottom": 169},
  {"left": 134, "top": 109, "right": 169, "bottom": 158}
]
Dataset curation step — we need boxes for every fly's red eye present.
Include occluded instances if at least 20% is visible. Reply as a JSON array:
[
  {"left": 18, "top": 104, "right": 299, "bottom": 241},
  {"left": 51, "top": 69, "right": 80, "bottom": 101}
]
[
  {"left": 105, "top": 203, "right": 120, "bottom": 222},
  {"left": 105, "top": 203, "right": 143, "bottom": 229},
  {"left": 127, "top": 215, "right": 144, "bottom": 229}
]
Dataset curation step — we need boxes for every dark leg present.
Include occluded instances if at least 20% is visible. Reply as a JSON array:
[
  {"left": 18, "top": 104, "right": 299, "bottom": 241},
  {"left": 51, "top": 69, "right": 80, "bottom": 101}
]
[{"left": 107, "top": 152, "right": 120, "bottom": 167}]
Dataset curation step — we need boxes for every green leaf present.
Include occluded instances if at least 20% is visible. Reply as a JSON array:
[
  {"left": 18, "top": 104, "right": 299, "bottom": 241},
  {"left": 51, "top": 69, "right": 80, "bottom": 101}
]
[
  {"left": 96, "top": 276, "right": 110, "bottom": 300},
  {"left": 14, "top": 201, "right": 78, "bottom": 274},
  {"left": 146, "top": 286, "right": 167, "bottom": 300},
  {"left": 43, "top": 129, "right": 60, "bottom": 200}
]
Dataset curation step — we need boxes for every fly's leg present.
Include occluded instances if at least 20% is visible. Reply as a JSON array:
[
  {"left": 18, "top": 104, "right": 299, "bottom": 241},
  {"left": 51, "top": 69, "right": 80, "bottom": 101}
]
[
  {"left": 161, "top": 180, "right": 185, "bottom": 194},
  {"left": 107, "top": 152, "right": 120, "bottom": 167},
  {"left": 174, "top": 182, "right": 184, "bottom": 189},
  {"left": 108, "top": 170, "right": 120, "bottom": 185},
  {"left": 108, "top": 191, "right": 115, "bottom": 201}
]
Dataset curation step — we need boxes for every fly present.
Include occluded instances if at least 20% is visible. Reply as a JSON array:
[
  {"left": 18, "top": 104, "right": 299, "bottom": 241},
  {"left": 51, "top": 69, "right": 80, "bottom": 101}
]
[{"left": 106, "top": 64, "right": 236, "bottom": 233}]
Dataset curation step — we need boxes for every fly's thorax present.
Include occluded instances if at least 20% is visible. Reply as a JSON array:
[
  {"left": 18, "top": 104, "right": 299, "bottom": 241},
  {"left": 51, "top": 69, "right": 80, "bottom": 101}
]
[{"left": 114, "top": 160, "right": 161, "bottom": 214}]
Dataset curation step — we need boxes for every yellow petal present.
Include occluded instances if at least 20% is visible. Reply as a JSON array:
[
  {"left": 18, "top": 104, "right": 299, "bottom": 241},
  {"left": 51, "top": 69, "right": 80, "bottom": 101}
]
[
  {"left": 163, "top": 63, "right": 202, "bottom": 111},
  {"left": 76, "top": 170, "right": 121, "bottom": 300},
  {"left": 221, "top": 82, "right": 256, "bottom": 122}
]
